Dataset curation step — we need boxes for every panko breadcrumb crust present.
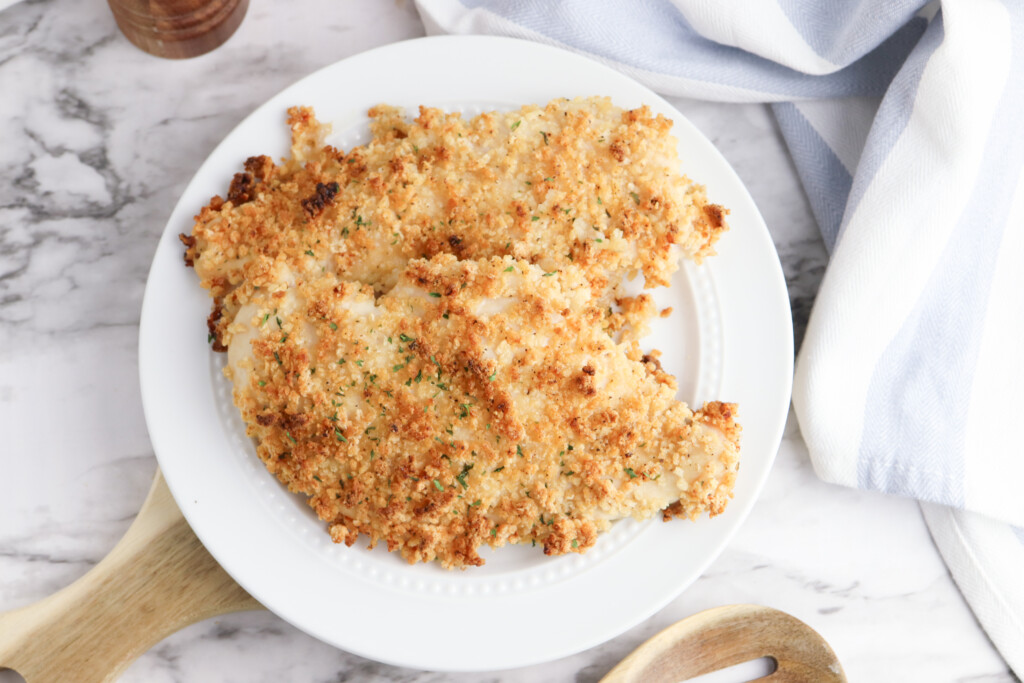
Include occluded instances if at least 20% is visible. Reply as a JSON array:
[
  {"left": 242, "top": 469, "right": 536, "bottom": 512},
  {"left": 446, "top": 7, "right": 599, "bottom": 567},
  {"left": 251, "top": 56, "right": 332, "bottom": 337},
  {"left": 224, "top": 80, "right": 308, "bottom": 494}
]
[
  {"left": 182, "top": 97, "right": 728, "bottom": 349},
  {"left": 181, "top": 98, "right": 739, "bottom": 569},
  {"left": 224, "top": 256, "right": 739, "bottom": 568}
]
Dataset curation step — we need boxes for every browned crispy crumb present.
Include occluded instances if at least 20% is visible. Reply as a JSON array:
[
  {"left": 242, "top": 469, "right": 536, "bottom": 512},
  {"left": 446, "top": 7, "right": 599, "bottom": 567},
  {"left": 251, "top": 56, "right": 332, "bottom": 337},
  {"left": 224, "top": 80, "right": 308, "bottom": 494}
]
[
  {"left": 178, "top": 233, "right": 196, "bottom": 267},
  {"left": 221, "top": 256, "right": 740, "bottom": 568},
  {"left": 186, "top": 97, "right": 729, "bottom": 343},
  {"left": 606, "top": 294, "right": 659, "bottom": 342}
]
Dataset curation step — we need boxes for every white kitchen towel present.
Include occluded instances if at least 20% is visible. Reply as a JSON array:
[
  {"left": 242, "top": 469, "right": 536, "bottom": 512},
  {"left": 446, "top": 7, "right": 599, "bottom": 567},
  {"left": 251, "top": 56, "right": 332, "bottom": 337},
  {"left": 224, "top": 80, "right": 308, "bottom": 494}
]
[{"left": 414, "top": 0, "right": 1024, "bottom": 674}]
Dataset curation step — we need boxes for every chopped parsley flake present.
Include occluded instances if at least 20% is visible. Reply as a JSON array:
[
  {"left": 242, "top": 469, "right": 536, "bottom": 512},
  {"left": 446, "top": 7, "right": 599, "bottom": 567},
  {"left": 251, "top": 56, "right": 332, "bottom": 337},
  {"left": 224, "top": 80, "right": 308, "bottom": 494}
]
[
  {"left": 510, "top": 120, "right": 521, "bottom": 130},
  {"left": 305, "top": 249, "right": 315, "bottom": 257},
  {"left": 504, "top": 266, "right": 514, "bottom": 272},
  {"left": 329, "top": 322, "right": 338, "bottom": 331},
  {"left": 399, "top": 333, "right": 414, "bottom": 343},
  {"left": 531, "top": 215, "right": 539, "bottom": 221},
  {"left": 625, "top": 467, "right": 638, "bottom": 479},
  {"left": 335, "top": 428, "right": 347, "bottom": 443},
  {"left": 572, "top": 539, "right": 579, "bottom": 549},
  {"left": 285, "top": 432, "right": 296, "bottom": 444},
  {"left": 433, "top": 479, "right": 444, "bottom": 492},
  {"left": 540, "top": 131, "right": 549, "bottom": 145},
  {"left": 456, "top": 463, "right": 473, "bottom": 489},
  {"left": 429, "top": 292, "right": 441, "bottom": 298},
  {"left": 630, "top": 191, "right": 640, "bottom": 204}
]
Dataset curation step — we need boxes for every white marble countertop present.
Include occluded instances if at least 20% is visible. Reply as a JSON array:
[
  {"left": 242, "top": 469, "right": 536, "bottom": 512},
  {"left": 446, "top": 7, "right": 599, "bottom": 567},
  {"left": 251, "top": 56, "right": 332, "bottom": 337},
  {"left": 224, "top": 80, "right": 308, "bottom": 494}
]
[{"left": 0, "top": 1, "right": 1014, "bottom": 681}]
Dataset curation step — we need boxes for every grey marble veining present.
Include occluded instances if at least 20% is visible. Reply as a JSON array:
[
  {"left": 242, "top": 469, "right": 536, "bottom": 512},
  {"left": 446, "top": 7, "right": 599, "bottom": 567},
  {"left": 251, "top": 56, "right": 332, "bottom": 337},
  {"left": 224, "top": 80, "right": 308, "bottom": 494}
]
[{"left": 0, "top": 0, "right": 1014, "bottom": 681}]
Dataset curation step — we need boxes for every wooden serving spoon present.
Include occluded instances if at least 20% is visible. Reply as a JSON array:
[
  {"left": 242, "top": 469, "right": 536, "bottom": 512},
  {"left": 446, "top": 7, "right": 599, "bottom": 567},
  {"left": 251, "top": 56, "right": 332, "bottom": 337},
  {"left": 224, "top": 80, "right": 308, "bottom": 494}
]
[
  {"left": 600, "top": 604, "right": 846, "bottom": 683},
  {"left": 0, "top": 471, "right": 845, "bottom": 682}
]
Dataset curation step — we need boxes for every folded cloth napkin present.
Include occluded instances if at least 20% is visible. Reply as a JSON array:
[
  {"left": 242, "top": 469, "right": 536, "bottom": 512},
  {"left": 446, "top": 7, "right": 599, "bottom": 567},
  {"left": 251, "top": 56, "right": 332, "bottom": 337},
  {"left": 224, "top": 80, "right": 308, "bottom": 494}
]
[{"left": 414, "top": 0, "right": 1024, "bottom": 674}]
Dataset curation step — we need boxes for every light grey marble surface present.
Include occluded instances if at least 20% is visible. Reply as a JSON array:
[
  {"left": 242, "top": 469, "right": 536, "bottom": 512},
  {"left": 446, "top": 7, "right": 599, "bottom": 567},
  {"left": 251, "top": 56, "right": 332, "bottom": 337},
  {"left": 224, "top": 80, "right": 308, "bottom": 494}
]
[{"left": 0, "top": 1, "right": 1014, "bottom": 681}]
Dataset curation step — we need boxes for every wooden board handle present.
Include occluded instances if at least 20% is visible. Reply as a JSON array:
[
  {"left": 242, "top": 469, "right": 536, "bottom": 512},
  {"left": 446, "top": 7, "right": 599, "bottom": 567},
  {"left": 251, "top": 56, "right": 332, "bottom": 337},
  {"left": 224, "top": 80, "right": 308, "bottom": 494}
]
[
  {"left": 600, "top": 604, "right": 846, "bottom": 683},
  {"left": 0, "top": 470, "right": 261, "bottom": 683},
  {"left": 0, "top": 473, "right": 845, "bottom": 682}
]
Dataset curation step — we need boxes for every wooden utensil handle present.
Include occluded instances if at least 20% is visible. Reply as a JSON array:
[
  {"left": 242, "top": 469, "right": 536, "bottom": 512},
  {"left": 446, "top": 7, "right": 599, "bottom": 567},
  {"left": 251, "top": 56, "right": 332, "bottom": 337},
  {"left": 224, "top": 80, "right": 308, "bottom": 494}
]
[
  {"left": 0, "top": 471, "right": 261, "bottom": 683},
  {"left": 600, "top": 604, "right": 846, "bottom": 683}
]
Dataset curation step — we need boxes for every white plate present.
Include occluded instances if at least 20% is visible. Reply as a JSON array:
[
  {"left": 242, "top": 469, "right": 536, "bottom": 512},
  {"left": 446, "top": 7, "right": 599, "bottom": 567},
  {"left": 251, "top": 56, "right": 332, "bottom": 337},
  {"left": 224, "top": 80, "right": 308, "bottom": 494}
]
[{"left": 139, "top": 35, "right": 792, "bottom": 672}]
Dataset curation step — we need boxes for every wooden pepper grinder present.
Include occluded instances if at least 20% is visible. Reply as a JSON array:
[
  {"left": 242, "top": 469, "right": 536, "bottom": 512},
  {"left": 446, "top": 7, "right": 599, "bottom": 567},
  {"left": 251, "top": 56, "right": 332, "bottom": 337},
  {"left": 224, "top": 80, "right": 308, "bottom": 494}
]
[{"left": 107, "top": 0, "right": 249, "bottom": 59}]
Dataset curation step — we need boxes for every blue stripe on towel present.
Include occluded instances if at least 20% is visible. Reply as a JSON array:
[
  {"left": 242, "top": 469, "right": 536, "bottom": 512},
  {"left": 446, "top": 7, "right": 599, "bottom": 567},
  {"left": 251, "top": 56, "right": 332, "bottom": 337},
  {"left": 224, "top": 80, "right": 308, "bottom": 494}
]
[
  {"left": 857, "top": 9, "right": 1024, "bottom": 505},
  {"left": 838, "top": 11, "right": 942, "bottom": 250},
  {"left": 777, "top": 0, "right": 925, "bottom": 65},
  {"left": 772, "top": 102, "right": 852, "bottom": 252},
  {"left": 459, "top": 0, "right": 922, "bottom": 99}
]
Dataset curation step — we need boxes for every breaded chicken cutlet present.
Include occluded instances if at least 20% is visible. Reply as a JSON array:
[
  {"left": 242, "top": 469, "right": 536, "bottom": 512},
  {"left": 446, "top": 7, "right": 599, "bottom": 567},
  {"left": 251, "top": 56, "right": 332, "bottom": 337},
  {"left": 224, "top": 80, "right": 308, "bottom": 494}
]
[
  {"left": 181, "top": 98, "right": 741, "bottom": 568},
  {"left": 181, "top": 97, "right": 729, "bottom": 351},
  {"left": 221, "top": 255, "right": 739, "bottom": 568}
]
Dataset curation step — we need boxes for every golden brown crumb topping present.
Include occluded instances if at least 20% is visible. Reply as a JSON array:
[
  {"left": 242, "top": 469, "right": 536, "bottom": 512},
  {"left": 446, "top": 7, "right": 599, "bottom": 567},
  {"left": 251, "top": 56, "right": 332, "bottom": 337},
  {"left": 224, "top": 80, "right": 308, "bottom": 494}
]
[
  {"left": 182, "top": 98, "right": 740, "bottom": 568},
  {"left": 225, "top": 256, "right": 739, "bottom": 568},
  {"left": 184, "top": 97, "right": 728, "bottom": 350}
]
